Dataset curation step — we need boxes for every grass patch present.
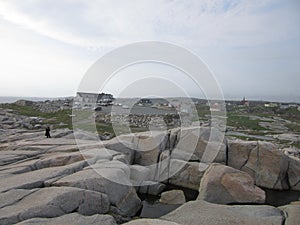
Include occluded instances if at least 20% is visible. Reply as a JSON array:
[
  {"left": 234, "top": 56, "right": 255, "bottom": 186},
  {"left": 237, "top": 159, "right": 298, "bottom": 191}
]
[
  {"left": 0, "top": 103, "right": 73, "bottom": 129},
  {"left": 227, "top": 114, "right": 265, "bottom": 131}
]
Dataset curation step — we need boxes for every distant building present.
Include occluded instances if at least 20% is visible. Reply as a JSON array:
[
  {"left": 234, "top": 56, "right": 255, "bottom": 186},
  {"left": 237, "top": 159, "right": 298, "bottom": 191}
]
[
  {"left": 75, "top": 92, "right": 114, "bottom": 106},
  {"left": 240, "top": 97, "right": 249, "bottom": 107},
  {"left": 138, "top": 98, "right": 152, "bottom": 104},
  {"left": 280, "top": 103, "right": 289, "bottom": 109},
  {"left": 280, "top": 103, "right": 298, "bottom": 109},
  {"left": 288, "top": 103, "right": 298, "bottom": 108},
  {"left": 264, "top": 102, "right": 278, "bottom": 108}
]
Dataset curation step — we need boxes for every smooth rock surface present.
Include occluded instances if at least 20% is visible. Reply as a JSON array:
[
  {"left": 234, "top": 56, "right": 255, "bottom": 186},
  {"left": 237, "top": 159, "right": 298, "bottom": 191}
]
[
  {"left": 0, "top": 187, "right": 110, "bottom": 225},
  {"left": 52, "top": 162, "right": 141, "bottom": 216},
  {"left": 287, "top": 157, "right": 300, "bottom": 191},
  {"left": 228, "top": 140, "right": 289, "bottom": 190},
  {"left": 160, "top": 190, "right": 186, "bottom": 205},
  {"left": 162, "top": 200, "right": 284, "bottom": 225},
  {"left": 156, "top": 158, "right": 206, "bottom": 190},
  {"left": 0, "top": 189, "right": 38, "bottom": 209},
  {"left": 0, "top": 161, "right": 87, "bottom": 192},
  {"left": 279, "top": 201, "right": 300, "bottom": 225},
  {"left": 197, "top": 163, "right": 265, "bottom": 204},
  {"left": 130, "top": 164, "right": 150, "bottom": 183},
  {"left": 16, "top": 213, "right": 117, "bottom": 225},
  {"left": 104, "top": 137, "right": 136, "bottom": 164},
  {"left": 176, "top": 127, "right": 226, "bottom": 164}
]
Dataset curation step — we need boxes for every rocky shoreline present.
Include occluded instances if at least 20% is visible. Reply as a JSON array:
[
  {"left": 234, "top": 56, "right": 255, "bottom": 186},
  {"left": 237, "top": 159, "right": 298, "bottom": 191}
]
[{"left": 0, "top": 111, "right": 300, "bottom": 224}]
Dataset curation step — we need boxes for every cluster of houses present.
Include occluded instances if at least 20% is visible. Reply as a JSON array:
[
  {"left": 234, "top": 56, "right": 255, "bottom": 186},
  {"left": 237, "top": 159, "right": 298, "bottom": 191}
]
[
  {"left": 74, "top": 92, "right": 114, "bottom": 108},
  {"left": 74, "top": 92, "right": 300, "bottom": 113},
  {"left": 225, "top": 97, "right": 300, "bottom": 111}
]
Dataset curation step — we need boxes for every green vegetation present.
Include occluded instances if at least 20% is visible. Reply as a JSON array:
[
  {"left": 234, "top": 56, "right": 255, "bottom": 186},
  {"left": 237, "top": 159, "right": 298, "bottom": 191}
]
[
  {"left": 227, "top": 114, "right": 265, "bottom": 131},
  {"left": 1, "top": 102, "right": 300, "bottom": 142},
  {"left": 0, "top": 103, "right": 72, "bottom": 129},
  {"left": 286, "top": 124, "right": 300, "bottom": 134},
  {"left": 196, "top": 105, "right": 210, "bottom": 118}
]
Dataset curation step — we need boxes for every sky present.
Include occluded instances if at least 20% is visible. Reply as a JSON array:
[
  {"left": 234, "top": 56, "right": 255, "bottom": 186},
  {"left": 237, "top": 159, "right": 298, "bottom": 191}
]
[{"left": 0, "top": 0, "right": 299, "bottom": 102}]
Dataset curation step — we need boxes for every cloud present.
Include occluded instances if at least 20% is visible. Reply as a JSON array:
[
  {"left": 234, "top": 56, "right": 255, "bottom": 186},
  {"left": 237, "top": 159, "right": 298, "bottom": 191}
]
[
  {"left": 0, "top": 0, "right": 299, "bottom": 100},
  {"left": 0, "top": 0, "right": 299, "bottom": 48}
]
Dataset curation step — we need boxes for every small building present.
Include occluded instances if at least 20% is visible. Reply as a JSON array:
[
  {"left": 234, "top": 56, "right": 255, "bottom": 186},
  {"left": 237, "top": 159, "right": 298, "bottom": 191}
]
[
  {"left": 75, "top": 92, "right": 114, "bottom": 106},
  {"left": 138, "top": 98, "right": 152, "bottom": 104},
  {"left": 280, "top": 103, "right": 289, "bottom": 109},
  {"left": 288, "top": 103, "right": 298, "bottom": 108},
  {"left": 264, "top": 102, "right": 278, "bottom": 108}
]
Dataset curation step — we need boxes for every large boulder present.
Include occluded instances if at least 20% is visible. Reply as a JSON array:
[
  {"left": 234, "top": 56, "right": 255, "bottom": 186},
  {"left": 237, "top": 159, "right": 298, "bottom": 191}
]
[
  {"left": 161, "top": 200, "right": 284, "bottom": 225},
  {"left": 159, "top": 190, "right": 186, "bottom": 205},
  {"left": 104, "top": 137, "right": 136, "bottom": 164},
  {"left": 52, "top": 161, "right": 141, "bottom": 217},
  {"left": 287, "top": 157, "right": 300, "bottom": 191},
  {"left": 197, "top": 163, "right": 265, "bottom": 204},
  {"left": 156, "top": 158, "right": 207, "bottom": 190},
  {"left": 0, "top": 187, "right": 110, "bottom": 225},
  {"left": 228, "top": 140, "right": 289, "bottom": 190},
  {"left": 16, "top": 213, "right": 117, "bottom": 225},
  {"left": 176, "top": 127, "right": 226, "bottom": 164},
  {"left": 133, "top": 131, "right": 166, "bottom": 166},
  {"left": 279, "top": 201, "right": 300, "bottom": 225},
  {"left": 129, "top": 164, "right": 151, "bottom": 183}
]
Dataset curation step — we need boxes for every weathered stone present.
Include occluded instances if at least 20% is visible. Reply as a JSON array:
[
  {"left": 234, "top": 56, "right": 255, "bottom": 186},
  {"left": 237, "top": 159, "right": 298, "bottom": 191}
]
[
  {"left": 176, "top": 127, "right": 226, "bottom": 164},
  {"left": 0, "top": 187, "right": 110, "bottom": 225},
  {"left": 228, "top": 140, "right": 289, "bottom": 190},
  {"left": 53, "top": 161, "right": 141, "bottom": 217},
  {"left": 162, "top": 149, "right": 199, "bottom": 162},
  {"left": 156, "top": 159, "right": 207, "bottom": 190},
  {"left": 35, "top": 152, "right": 86, "bottom": 169},
  {"left": 82, "top": 148, "right": 121, "bottom": 162},
  {"left": 133, "top": 131, "right": 166, "bottom": 166},
  {"left": 279, "top": 201, "right": 300, "bottom": 225},
  {"left": 288, "top": 157, "right": 300, "bottom": 191},
  {"left": 160, "top": 190, "right": 186, "bottom": 205},
  {"left": 136, "top": 181, "right": 166, "bottom": 195},
  {"left": 16, "top": 213, "right": 117, "bottom": 225},
  {"left": 104, "top": 137, "right": 136, "bottom": 164},
  {"left": 162, "top": 200, "right": 284, "bottom": 225},
  {"left": 50, "top": 129, "right": 73, "bottom": 138},
  {"left": 123, "top": 219, "right": 180, "bottom": 225},
  {"left": 130, "top": 164, "right": 150, "bottom": 183},
  {"left": 0, "top": 150, "right": 40, "bottom": 166},
  {"left": 0, "top": 189, "right": 38, "bottom": 209},
  {"left": 0, "top": 161, "right": 87, "bottom": 192},
  {"left": 197, "top": 163, "right": 265, "bottom": 204}
]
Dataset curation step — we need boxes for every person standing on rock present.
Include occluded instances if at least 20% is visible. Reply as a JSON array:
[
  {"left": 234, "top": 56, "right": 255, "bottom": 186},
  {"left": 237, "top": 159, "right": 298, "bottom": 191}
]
[{"left": 45, "top": 126, "right": 51, "bottom": 138}]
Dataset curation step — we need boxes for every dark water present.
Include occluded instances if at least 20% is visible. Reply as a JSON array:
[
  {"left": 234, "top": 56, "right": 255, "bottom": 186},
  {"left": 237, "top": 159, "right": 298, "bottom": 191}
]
[
  {"left": 138, "top": 184, "right": 199, "bottom": 218},
  {"left": 138, "top": 185, "right": 300, "bottom": 218},
  {"left": 264, "top": 188, "right": 300, "bottom": 207}
]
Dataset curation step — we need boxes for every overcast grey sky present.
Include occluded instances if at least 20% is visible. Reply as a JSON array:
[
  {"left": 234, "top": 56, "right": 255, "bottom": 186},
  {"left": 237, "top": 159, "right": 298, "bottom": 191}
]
[{"left": 0, "top": 0, "right": 299, "bottom": 102}]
